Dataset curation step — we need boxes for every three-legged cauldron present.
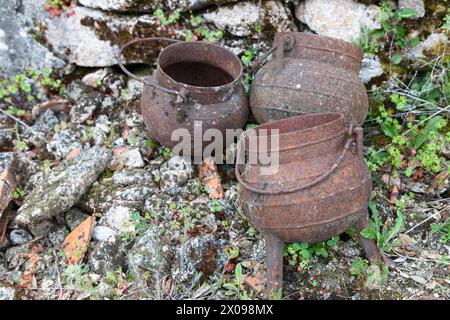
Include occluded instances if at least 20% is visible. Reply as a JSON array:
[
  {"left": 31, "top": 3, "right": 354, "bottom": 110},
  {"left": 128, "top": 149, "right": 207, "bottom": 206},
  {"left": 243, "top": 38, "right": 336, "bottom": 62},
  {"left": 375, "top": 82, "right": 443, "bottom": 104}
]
[
  {"left": 250, "top": 32, "right": 369, "bottom": 126},
  {"left": 235, "top": 113, "right": 382, "bottom": 297},
  {"left": 118, "top": 37, "right": 248, "bottom": 158}
]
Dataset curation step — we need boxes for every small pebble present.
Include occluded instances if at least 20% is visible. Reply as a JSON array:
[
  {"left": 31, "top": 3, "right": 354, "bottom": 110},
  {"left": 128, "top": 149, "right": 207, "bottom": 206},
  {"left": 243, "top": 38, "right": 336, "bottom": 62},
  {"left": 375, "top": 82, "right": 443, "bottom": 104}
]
[{"left": 9, "top": 229, "right": 33, "bottom": 245}]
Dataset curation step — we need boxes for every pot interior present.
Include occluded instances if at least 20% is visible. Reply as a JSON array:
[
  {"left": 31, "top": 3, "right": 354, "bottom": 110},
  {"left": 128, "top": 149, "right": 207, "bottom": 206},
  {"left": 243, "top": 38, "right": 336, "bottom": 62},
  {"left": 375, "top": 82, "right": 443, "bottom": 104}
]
[
  {"left": 159, "top": 42, "right": 242, "bottom": 88},
  {"left": 163, "top": 62, "right": 234, "bottom": 87}
]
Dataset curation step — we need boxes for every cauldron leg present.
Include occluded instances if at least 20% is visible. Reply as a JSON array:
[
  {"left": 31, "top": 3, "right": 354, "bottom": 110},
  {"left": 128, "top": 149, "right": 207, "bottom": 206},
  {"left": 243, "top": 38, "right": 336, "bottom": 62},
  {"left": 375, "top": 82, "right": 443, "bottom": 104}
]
[
  {"left": 264, "top": 234, "right": 284, "bottom": 299},
  {"left": 356, "top": 215, "right": 383, "bottom": 266}
]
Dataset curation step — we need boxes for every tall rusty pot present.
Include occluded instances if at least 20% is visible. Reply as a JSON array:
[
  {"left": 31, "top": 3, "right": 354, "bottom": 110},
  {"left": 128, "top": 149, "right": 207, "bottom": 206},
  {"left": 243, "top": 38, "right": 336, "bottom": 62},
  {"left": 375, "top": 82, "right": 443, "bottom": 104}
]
[
  {"left": 235, "top": 113, "right": 382, "bottom": 297},
  {"left": 119, "top": 38, "right": 248, "bottom": 158},
  {"left": 250, "top": 32, "right": 369, "bottom": 126}
]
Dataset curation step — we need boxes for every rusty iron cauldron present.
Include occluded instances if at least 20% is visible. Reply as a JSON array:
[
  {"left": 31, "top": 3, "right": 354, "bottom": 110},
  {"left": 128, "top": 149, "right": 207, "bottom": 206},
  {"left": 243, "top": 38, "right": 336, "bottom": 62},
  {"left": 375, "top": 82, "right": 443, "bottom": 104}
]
[
  {"left": 250, "top": 32, "right": 369, "bottom": 126},
  {"left": 235, "top": 113, "right": 382, "bottom": 297},
  {"left": 118, "top": 37, "right": 248, "bottom": 156}
]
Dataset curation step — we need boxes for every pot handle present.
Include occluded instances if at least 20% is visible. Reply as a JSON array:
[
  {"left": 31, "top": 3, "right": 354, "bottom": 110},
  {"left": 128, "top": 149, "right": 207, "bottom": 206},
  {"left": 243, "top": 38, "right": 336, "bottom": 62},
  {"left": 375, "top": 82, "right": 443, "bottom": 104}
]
[
  {"left": 235, "top": 126, "right": 362, "bottom": 195},
  {"left": 116, "top": 37, "right": 186, "bottom": 99},
  {"left": 248, "top": 34, "right": 295, "bottom": 75}
]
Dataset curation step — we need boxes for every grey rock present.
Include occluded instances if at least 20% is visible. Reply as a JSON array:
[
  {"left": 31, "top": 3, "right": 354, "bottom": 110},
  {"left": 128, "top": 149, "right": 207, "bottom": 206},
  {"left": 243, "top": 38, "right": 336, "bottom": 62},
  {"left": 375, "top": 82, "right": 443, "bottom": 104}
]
[
  {"left": 406, "top": 33, "right": 448, "bottom": 61},
  {"left": 158, "top": 156, "right": 193, "bottom": 195},
  {"left": 64, "top": 207, "right": 89, "bottom": 231},
  {"left": 15, "top": 146, "right": 111, "bottom": 229},
  {"left": 79, "top": 0, "right": 163, "bottom": 12},
  {"left": 0, "top": 287, "right": 15, "bottom": 300},
  {"left": 9, "top": 229, "right": 33, "bottom": 245},
  {"left": 93, "top": 119, "right": 111, "bottom": 146},
  {"left": 359, "top": 54, "right": 384, "bottom": 84},
  {"left": 27, "top": 220, "right": 55, "bottom": 238},
  {"left": 42, "top": 6, "right": 184, "bottom": 67},
  {"left": 79, "top": 176, "right": 156, "bottom": 213},
  {"left": 174, "top": 234, "right": 218, "bottom": 283},
  {"left": 166, "top": 0, "right": 240, "bottom": 11},
  {"left": 0, "top": 152, "right": 15, "bottom": 173},
  {"left": 89, "top": 234, "right": 132, "bottom": 275},
  {"left": 399, "top": 0, "right": 425, "bottom": 18},
  {"left": 48, "top": 228, "right": 68, "bottom": 246},
  {"left": 70, "top": 92, "right": 103, "bottom": 124},
  {"left": 128, "top": 226, "right": 173, "bottom": 295},
  {"left": 5, "top": 243, "right": 33, "bottom": 269},
  {"left": 0, "top": 0, "right": 65, "bottom": 78},
  {"left": 337, "top": 239, "right": 361, "bottom": 258},
  {"left": 92, "top": 226, "right": 117, "bottom": 242},
  {"left": 295, "top": 0, "right": 380, "bottom": 42},
  {"left": 30, "top": 109, "right": 59, "bottom": 134},
  {"left": 112, "top": 168, "right": 154, "bottom": 186},
  {"left": 46, "top": 128, "right": 85, "bottom": 160},
  {"left": 82, "top": 69, "right": 125, "bottom": 98},
  {"left": 203, "top": 1, "right": 295, "bottom": 37},
  {"left": 120, "top": 79, "right": 144, "bottom": 102},
  {"left": 99, "top": 206, "right": 134, "bottom": 234},
  {"left": 123, "top": 148, "right": 145, "bottom": 168}
]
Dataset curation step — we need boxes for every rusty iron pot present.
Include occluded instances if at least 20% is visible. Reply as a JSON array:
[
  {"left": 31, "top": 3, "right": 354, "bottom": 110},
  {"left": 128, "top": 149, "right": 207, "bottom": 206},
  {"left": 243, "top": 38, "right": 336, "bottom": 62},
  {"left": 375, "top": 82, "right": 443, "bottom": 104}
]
[
  {"left": 250, "top": 32, "right": 369, "bottom": 126},
  {"left": 235, "top": 113, "right": 381, "bottom": 296},
  {"left": 119, "top": 38, "right": 248, "bottom": 157}
]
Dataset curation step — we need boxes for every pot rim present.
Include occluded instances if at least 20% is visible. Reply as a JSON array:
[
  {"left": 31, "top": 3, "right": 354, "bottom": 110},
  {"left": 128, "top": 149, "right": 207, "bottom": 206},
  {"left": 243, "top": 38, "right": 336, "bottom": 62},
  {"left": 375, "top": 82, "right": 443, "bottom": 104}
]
[
  {"left": 156, "top": 41, "right": 243, "bottom": 93},
  {"left": 246, "top": 112, "right": 344, "bottom": 140}
]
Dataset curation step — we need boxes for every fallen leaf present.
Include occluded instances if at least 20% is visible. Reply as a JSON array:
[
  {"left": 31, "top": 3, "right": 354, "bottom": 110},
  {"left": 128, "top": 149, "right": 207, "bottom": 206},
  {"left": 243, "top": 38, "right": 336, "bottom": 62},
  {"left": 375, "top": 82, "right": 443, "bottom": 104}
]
[
  {"left": 245, "top": 272, "right": 265, "bottom": 293},
  {"left": 388, "top": 185, "right": 399, "bottom": 203},
  {"left": 62, "top": 215, "right": 96, "bottom": 265},
  {"left": 31, "top": 99, "right": 70, "bottom": 119},
  {"left": 19, "top": 245, "right": 43, "bottom": 289},
  {"left": 161, "top": 275, "right": 172, "bottom": 296},
  {"left": 225, "top": 262, "right": 235, "bottom": 272},
  {"left": 198, "top": 157, "right": 224, "bottom": 199},
  {"left": 421, "top": 250, "right": 442, "bottom": 260},
  {"left": 398, "top": 233, "right": 415, "bottom": 246},
  {"left": 66, "top": 147, "right": 81, "bottom": 160}
]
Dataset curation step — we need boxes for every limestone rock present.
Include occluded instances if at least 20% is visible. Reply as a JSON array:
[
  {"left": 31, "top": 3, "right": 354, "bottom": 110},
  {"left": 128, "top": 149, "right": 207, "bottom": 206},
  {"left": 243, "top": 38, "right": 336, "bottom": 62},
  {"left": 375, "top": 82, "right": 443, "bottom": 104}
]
[
  {"left": 42, "top": 6, "right": 183, "bottom": 67},
  {"left": 359, "top": 54, "right": 384, "bottom": 84},
  {"left": 203, "top": 1, "right": 295, "bottom": 38},
  {"left": 79, "top": 0, "right": 164, "bottom": 13},
  {"left": 157, "top": 156, "right": 193, "bottom": 195},
  {"left": 15, "top": 146, "right": 111, "bottom": 228},
  {"left": 295, "top": 0, "right": 380, "bottom": 43},
  {"left": 0, "top": 0, "right": 65, "bottom": 77}
]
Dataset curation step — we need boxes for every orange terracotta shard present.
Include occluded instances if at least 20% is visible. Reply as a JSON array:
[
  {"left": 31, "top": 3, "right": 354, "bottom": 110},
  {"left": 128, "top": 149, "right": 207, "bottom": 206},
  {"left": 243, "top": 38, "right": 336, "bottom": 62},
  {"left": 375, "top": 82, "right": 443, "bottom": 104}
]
[
  {"left": 198, "top": 157, "right": 224, "bottom": 199},
  {"left": 62, "top": 214, "right": 96, "bottom": 265}
]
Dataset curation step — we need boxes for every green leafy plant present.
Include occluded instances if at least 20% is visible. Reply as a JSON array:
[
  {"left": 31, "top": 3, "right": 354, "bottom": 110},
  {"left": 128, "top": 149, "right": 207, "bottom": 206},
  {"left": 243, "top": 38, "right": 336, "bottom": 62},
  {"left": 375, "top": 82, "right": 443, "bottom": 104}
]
[
  {"left": 353, "top": 27, "right": 381, "bottom": 56},
  {"left": 210, "top": 199, "right": 224, "bottom": 213},
  {"left": 161, "top": 147, "right": 172, "bottom": 160},
  {"left": 350, "top": 258, "right": 369, "bottom": 277},
  {"left": 154, "top": 8, "right": 181, "bottom": 26},
  {"left": 222, "top": 263, "right": 250, "bottom": 300},
  {"left": 0, "top": 68, "right": 64, "bottom": 112},
  {"left": 284, "top": 236, "right": 339, "bottom": 269},
  {"left": 241, "top": 49, "right": 255, "bottom": 68},
  {"left": 441, "top": 8, "right": 450, "bottom": 31},
  {"left": 360, "top": 202, "right": 404, "bottom": 255},
  {"left": 431, "top": 220, "right": 450, "bottom": 244},
  {"left": 354, "top": 1, "right": 419, "bottom": 63},
  {"left": 12, "top": 187, "right": 26, "bottom": 200}
]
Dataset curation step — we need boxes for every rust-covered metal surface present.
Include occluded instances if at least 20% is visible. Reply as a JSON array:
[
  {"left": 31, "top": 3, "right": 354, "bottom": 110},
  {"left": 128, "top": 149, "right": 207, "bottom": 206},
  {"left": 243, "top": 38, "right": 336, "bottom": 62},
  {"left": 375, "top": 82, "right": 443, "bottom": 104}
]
[
  {"left": 236, "top": 113, "right": 381, "bottom": 296},
  {"left": 250, "top": 32, "right": 369, "bottom": 126},
  {"left": 137, "top": 40, "right": 249, "bottom": 155}
]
